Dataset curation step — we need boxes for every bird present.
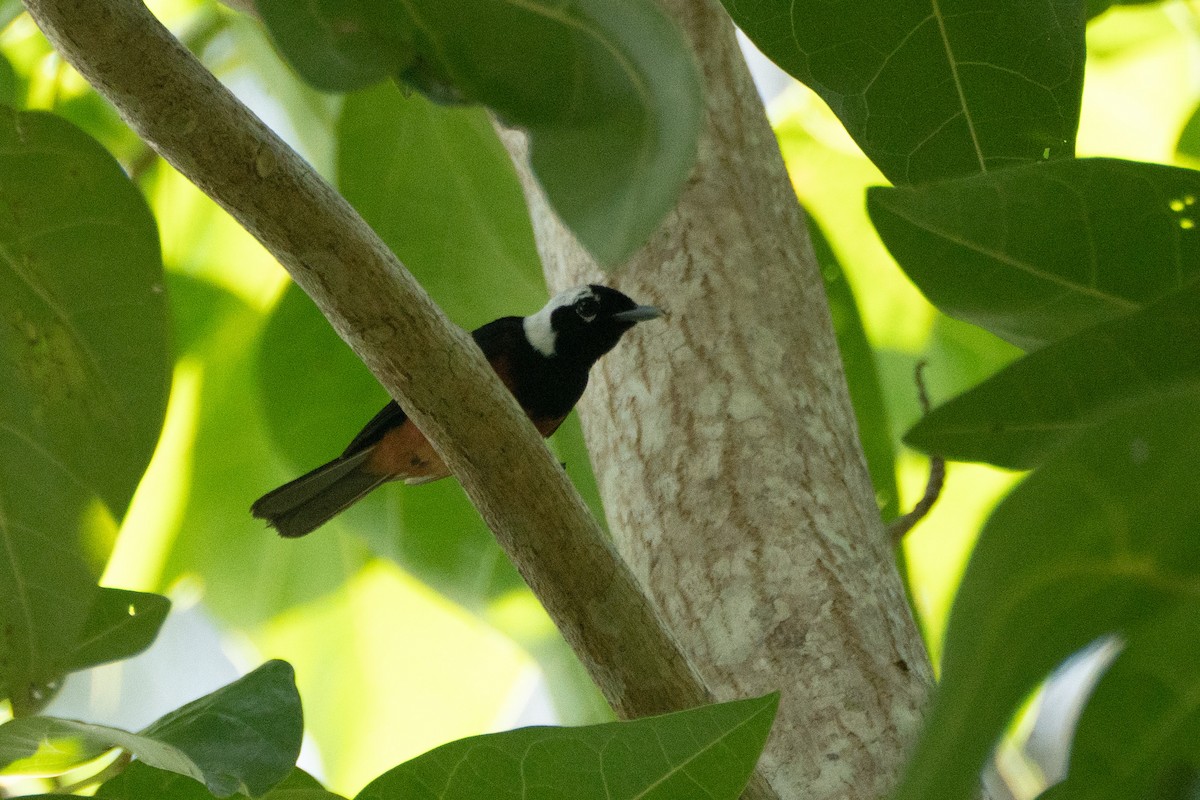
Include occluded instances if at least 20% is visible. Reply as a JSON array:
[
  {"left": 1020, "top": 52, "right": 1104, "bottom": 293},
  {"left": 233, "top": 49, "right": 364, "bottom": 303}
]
[{"left": 251, "top": 284, "right": 662, "bottom": 538}]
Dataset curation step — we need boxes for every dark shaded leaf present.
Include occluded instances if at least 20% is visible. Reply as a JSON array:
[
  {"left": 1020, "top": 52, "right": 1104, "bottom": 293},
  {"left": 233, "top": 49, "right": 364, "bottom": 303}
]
[
  {"left": 0, "top": 50, "right": 17, "bottom": 107},
  {"left": 722, "top": 0, "right": 1084, "bottom": 184},
  {"left": 255, "top": 0, "right": 702, "bottom": 265},
  {"left": 1047, "top": 605, "right": 1200, "bottom": 800},
  {"left": 102, "top": 761, "right": 345, "bottom": 800},
  {"left": 137, "top": 658, "right": 302, "bottom": 797},
  {"left": 893, "top": 385, "right": 1200, "bottom": 800},
  {"left": 251, "top": 1, "right": 404, "bottom": 92},
  {"left": 868, "top": 158, "right": 1200, "bottom": 349},
  {"left": 0, "top": 107, "right": 169, "bottom": 714},
  {"left": 0, "top": 661, "right": 302, "bottom": 797},
  {"left": 356, "top": 694, "right": 779, "bottom": 800},
  {"left": 60, "top": 588, "right": 170, "bottom": 675},
  {"left": 906, "top": 280, "right": 1200, "bottom": 468}
]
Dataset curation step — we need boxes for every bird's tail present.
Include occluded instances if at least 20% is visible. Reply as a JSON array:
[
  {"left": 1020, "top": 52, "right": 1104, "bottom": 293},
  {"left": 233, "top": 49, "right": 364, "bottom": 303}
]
[{"left": 251, "top": 448, "right": 387, "bottom": 538}]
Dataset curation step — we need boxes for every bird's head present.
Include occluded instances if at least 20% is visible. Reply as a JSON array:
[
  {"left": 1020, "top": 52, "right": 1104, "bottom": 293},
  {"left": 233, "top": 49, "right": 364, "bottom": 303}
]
[{"left": 522, "top": 285, "right": 662, "bottom": 366}]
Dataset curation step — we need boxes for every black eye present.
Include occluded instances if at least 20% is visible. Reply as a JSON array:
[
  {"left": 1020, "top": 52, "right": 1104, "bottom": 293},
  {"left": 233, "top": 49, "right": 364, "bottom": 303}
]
[{"left": 575, "top": 297, "right": 600, "bottom": 321}]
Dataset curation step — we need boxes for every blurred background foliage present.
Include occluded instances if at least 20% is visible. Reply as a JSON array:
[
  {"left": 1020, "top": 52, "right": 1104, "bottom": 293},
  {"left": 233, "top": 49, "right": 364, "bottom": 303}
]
[{"left": 1, "top": 0, "right": 1199, "bottom": 795}]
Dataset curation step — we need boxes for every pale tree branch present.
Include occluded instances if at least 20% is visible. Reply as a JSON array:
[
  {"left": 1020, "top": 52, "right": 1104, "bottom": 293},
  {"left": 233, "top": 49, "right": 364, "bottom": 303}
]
[
  {"left": 20, "top": 0, "right": 712, "bottom": 719},
  {"left": 503, "top": 2, "right": 935, "bottom": 798}
]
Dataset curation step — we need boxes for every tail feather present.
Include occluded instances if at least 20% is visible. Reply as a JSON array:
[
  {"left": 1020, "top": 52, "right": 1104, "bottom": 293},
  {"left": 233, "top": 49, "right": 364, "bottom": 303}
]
[{"left": 251, "top": 449, "right": 387, "bottom": 538}]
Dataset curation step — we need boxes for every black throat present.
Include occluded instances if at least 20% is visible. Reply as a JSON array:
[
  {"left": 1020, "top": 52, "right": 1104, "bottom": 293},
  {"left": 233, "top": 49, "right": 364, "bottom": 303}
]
[
  {"left": 508, "top": 335, "right": 591, "bottom": 420},
  {"left": 472, "top": 317, "right": 592, "bottom": 421}
]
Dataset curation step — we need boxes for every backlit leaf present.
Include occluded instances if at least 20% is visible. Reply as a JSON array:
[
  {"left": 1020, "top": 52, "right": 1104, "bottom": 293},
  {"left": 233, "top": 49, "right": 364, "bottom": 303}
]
[
  {"left": 161, "top": 275, "right": 371, "bottom": 630},
  {"left": 0, "top": 107, "right": 169, "bottom": 714},
  {"left": 0, "top": 716, "right": 115, "bottom": 776},
  {"left": 336, "top": 83, "right": 546, "bottom": 336},
  {"left": 1088, "top": 0, "right": 1165, "bottom": 20},
  {"left": 1177, "top": 101, "right": 1200, "bottom": 163}
]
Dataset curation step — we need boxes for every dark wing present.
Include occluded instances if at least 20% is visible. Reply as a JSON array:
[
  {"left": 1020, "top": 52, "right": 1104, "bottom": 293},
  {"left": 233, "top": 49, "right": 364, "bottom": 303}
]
[
  {"left": 471, "top": 316, "right": 524, "bottom": 364},
  {"left": 340, "top": 317, "right": 525, "bottom": 458},
  {"left": 341, "top": 400, "right": 407, "bottom": 457},
  {"left": 469, "top": 316, "right": 526, "bottom": 395}
]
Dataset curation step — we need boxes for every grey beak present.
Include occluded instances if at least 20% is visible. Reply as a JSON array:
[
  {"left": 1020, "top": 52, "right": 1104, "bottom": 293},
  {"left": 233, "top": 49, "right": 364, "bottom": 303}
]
[{"left": 612, "top": 305, "right": 663, "bottom": 323}]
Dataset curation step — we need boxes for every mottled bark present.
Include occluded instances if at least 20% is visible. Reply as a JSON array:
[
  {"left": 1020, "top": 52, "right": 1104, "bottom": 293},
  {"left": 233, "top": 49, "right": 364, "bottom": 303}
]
[{"left": 503, "top": 2, "right": 934, "bottom": 797}]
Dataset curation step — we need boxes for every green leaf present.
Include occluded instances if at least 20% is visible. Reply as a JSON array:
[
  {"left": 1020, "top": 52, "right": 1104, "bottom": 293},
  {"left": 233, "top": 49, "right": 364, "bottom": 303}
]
[
  {"left": 0, "top": 716, "right": 115, "bottom": 775},
  {"left": 721, "top": 0, "right": 1084, "bottom": 185},
  {"left": 336, "top": 83, "right": 546, "bottom": 328},
  {"left": 251, "top": 1, "right": 404, "bottom": 94},
  {"left": 1047, "top": 605, "right": 1200, "bottom": 800},
  {"left": 868, "top": 158, "right": 1200, "bottom": 349},
  {"left": 356, "top": 693, "right": 779, "bottom": 800},
  {"left": 892, "top": 385, "right": 1200, "bottom": 800},
  {"left": 0, "top": 584, "right": 161, "bottom": 715},
  {"left": 0, "top": 661, "right": 302, "bottom": 797},
  {"left": 906, "top": 279, "right": 1200, "bottom": 469},
  {"left": 0, "top": 50, "right": 17, "bottom": 108},
  {"left": 160, "top": 275, "right": 371, "bottom": 629},
  {"left": 137, "top": 659, "right": 301, "bottom": 797},
  {"left": 0, "top": 107, "right": 169, "bottom": 714},
  {"left": 60, "top": 588, "right": 170, "bottom": 675},
  {"left": 255, "top": 0, "right": 703, "bottom": 266},
  {"left": 808, "top": 215, "right": 899, "bottom": 519},
  {"left": 102, "top": 761, "right": 346, "bottom": 800}
]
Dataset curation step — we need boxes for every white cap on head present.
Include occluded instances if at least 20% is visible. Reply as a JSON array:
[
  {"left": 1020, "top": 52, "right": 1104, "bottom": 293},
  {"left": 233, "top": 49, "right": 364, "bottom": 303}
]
[{"left": 523, "top": 285, "right": 596, "bottom": 357}]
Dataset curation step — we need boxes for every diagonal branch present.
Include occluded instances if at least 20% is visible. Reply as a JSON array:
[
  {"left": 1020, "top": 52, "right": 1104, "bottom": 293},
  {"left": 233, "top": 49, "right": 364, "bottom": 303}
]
[{"left": 20, "top": 0, "right": 710, "bottom": 720}]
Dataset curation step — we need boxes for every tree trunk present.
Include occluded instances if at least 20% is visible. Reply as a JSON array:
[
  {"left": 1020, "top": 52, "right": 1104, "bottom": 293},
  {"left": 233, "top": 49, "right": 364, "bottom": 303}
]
[{"left": 505, "top": 2, "right": 933, "bottom": 797}]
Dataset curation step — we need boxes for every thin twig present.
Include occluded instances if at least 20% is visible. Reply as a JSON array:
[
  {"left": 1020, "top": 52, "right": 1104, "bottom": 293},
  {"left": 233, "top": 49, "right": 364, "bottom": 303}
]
[{"left": 889, "top": 361, "right": 946, "bottom": 545}]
